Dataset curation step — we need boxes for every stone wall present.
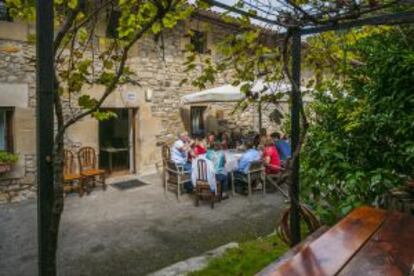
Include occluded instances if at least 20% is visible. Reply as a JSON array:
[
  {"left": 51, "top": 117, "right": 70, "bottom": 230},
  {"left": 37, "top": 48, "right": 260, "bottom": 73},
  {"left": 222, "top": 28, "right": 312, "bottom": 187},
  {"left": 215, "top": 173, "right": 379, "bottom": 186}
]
[
  {"left": 126, "top": 20, "right": 274, "bottom": 142},
  {"left": 0, "top": 29, "right": 37, "bottom": 203}
]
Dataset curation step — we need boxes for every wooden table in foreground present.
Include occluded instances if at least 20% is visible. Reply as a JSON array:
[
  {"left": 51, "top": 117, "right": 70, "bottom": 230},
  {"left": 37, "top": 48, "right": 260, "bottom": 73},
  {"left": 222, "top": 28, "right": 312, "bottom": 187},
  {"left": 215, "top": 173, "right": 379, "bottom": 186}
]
[{"left": 258, "top": 206, "right": 414, "bottom": 276}]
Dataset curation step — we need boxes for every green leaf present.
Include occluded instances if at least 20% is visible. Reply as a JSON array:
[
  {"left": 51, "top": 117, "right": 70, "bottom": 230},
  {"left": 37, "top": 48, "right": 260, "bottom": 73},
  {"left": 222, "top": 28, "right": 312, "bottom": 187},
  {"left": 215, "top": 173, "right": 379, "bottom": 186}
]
[
  {"left": 151, "top": 22, "right": 162, "bottom": 34},
  {"left": 103, "top": 60, "right": 114, "bottom": 70},
  {"left": 92, "top": 111, "right": 117, "bottom": 121},
  {"left": 78, "top": 95, "right": 97, "bottom": 109},
  {"left": 68, "top": 0, "right": 78, "bottom": 9}
]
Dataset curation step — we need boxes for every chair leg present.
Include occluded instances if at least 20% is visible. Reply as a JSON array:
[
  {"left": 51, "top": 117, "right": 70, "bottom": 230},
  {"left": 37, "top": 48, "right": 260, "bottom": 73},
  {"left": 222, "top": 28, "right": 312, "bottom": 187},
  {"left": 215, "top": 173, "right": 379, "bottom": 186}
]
[
  {"left": 163, "top": 169, "right": 167, "bottom": 193},
  {"left": 195, "top": 194, "right": 199, "bottom": 206},
  {"left": 263, "top": 173, "right": 266, "bottom": 195},
  {"left": 85, "top": 177, "right": 92, "bottom": 195},
  {"left": 78, "top": 179, "right": 84, "bottom": 197},
  {"left": 102, "top": 174, "right": 107, "bottom": 191},
  {"left": 177, "top": 179, "right": 181, "bottom": 202},
  {"left": 267, "top": 175, "right": 289, "bottom": 199},
  {"left": 211, "top": 192, "right": 215, "bottom": 209},
  {"left": 218, "top": 183, "right": 222, "bottom": 202},
  {"left": 247, "top": 174, "right": 252, "bottom": 197},
  {"left": 231, "top": 172, "right": 235, "bottom": 196}
]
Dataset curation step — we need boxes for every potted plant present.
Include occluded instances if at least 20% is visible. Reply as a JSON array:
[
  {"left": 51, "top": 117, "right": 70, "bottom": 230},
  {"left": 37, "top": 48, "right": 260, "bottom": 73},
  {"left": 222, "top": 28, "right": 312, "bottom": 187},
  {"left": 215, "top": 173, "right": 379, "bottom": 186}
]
[{"left": 0, "top": 151, "right": 18, "bottom": 174}]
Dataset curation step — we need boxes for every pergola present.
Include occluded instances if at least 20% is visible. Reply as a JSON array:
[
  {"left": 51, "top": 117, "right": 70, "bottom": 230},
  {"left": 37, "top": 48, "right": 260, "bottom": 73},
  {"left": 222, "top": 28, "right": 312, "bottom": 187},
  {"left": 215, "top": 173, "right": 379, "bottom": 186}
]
[
  {"left": 35, "top": 0, "right": 414, "bottom": 275},
  {"left": 200, "top": 0, "right": 414, "bottom": 247}
]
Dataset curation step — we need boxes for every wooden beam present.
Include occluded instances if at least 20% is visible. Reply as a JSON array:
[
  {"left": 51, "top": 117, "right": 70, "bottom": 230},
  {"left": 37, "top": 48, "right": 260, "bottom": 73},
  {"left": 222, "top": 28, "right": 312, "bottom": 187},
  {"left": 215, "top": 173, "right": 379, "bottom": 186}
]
[
  {"left": 36, "top": 0, "right": 55, "bottom": 275},
  {"left": 201, "top": 0, "right": 283, "bottom": 26},
  {"left": 290, "top": 28, "right": 301, "bottom": 246},
  {"left": 301, "top": 10, "right": 414, "bottom": 35}
]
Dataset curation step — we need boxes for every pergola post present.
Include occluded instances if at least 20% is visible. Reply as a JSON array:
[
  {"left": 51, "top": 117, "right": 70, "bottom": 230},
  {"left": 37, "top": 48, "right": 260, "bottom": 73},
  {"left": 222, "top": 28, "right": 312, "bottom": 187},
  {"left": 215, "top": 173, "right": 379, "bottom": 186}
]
[
  {"left": 36, "top": 0, "right": 55, "bottom": 275},
  {"left": 258, "top": 101, "right": 262, "bottom": 131},
  {"left": 290, "top": 28, "right": 302, "bottom": 246}
]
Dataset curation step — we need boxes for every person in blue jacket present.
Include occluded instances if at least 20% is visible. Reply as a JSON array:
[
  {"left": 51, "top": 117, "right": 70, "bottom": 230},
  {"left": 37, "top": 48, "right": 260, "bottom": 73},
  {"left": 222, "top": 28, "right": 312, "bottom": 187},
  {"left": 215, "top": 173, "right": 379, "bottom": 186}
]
[{"left": 271, "top": 132, "right": 291, "bottom": 163}]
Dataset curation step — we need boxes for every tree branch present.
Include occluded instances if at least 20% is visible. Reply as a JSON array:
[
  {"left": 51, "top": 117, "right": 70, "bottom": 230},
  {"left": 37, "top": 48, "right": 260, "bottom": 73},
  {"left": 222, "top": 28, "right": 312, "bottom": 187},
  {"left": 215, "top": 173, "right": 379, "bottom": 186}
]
[{"left": 53, "top": 4, "right": 83, "bottom": 53}]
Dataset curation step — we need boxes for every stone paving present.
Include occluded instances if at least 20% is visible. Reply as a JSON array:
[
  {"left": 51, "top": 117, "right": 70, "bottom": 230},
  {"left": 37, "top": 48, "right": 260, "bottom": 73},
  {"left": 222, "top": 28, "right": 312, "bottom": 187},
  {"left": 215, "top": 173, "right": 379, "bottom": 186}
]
[{"left": 0, "top": 173, "right": 287, "bottom": 276}]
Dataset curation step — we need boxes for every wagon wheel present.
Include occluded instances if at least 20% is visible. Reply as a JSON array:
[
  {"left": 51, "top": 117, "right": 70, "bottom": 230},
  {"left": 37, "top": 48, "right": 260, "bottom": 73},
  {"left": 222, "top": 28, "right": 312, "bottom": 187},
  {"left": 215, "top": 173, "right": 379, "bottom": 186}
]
[{"left": 277, "top": 203, "right": 321, "bottom": 245}]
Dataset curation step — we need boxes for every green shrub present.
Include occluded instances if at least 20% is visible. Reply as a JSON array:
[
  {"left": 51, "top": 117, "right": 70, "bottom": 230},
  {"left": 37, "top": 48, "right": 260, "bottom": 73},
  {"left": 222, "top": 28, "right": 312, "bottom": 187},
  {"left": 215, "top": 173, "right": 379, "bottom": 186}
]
[{"left": 302, "top": 27, "right": 414, "bottom": 224}]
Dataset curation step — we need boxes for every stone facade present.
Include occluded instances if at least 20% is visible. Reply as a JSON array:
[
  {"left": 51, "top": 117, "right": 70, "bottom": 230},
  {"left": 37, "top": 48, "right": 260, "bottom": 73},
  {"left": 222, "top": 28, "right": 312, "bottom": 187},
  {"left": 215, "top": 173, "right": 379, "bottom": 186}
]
[
  {"left": 0, "top": 15, "right": 281, "bottom": 204},
  {"left": 0, "top": 23, "right": 37, "bottom": 202}
]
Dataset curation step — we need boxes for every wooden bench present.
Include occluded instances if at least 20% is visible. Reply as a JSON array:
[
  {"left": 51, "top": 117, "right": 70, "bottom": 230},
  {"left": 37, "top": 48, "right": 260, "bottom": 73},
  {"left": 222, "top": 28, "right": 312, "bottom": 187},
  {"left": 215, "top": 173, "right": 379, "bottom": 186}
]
[{"left": 257, "top": 206, "right": 414, "bottom": 276}]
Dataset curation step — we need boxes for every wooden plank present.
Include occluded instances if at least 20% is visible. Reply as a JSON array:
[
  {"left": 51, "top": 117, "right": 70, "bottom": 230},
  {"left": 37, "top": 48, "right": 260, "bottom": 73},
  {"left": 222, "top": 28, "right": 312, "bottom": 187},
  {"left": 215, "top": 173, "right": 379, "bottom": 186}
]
[
  {"left": 338, "top": 211, "right": 414, "bottom": 276},
  {"left": 261, "top": 206, "right": 387, "bottom": 276},
  {"left": 257, "top": 226, "right": 329, "bottom": 276}
]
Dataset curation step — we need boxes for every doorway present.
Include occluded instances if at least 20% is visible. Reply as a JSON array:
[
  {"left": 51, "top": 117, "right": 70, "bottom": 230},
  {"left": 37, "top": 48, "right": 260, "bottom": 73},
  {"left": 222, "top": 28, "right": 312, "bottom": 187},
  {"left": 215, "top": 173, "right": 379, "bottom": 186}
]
[
  {"left": 99, "top": 108, "right": 136, "bottom": 175},
  {"left": 190, "top": 106, "right": 206, "bottom": 137}
]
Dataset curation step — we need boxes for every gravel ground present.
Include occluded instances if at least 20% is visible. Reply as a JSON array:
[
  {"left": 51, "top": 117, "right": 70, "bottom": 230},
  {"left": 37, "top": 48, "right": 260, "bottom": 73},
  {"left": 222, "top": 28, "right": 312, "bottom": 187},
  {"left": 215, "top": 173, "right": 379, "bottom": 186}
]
[{"left": 0, "top": 173, "right": 286, "bottom": 276}]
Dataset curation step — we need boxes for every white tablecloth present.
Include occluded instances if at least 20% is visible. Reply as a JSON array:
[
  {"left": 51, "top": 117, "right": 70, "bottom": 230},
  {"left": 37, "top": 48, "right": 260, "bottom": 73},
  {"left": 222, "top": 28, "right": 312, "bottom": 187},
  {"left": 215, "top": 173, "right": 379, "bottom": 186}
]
[{"left": 224, "top": 151, "right": 243, "bottom": 173}]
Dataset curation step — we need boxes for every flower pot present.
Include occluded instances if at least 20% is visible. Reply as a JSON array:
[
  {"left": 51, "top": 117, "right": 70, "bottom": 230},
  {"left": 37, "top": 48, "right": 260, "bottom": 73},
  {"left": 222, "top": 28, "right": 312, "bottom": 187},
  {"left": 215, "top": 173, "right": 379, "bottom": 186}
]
[{"left": 0, "top": 163, "right": 12, "bottom": 174}]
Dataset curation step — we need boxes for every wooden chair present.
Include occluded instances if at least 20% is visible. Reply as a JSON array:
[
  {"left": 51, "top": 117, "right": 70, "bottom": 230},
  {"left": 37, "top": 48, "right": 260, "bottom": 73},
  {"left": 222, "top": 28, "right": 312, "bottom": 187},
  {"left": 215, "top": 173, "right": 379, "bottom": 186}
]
[
  {"left": 63, "top": 150, "right": 84, "bottom": 197},
  {"left": 165, "top": 160, "right": 190, "bottom": 201},
  {"left": 232, "top": 160, "right": 266, "bottom": 197},
  {"left": 78, "top": 147, "right": 106, "bottom": 192},
  {"left": 265, "top": 166, "right": 289, "bottom": 198},
  {"left": 194, "top": 159, "right": 221, "bottom": 209},
  {"left": 161, "top": 144, "right": 171, "bottom": 188}
]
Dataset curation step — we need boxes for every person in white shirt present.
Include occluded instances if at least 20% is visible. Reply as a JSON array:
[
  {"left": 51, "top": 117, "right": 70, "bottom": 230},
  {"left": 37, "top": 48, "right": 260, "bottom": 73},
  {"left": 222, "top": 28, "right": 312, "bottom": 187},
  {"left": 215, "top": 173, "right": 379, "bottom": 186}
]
[
  {"left": 171, "top": 132, "right": 193, "bottom": 168},
  {"left": 171, "top": 131, "right": 194, "bottom": 192}
]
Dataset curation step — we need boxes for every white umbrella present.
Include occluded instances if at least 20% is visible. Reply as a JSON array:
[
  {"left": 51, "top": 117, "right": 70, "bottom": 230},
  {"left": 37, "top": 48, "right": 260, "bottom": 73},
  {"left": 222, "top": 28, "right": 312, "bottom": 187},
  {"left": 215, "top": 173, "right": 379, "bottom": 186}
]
[
  {"left": 181, "top": 80, "right": 309, "bottom": 130},
  {"left": 181, "top": 80, "right": 303, "bottom": 104},
  {"left": 181, "top": 84, "right": 244, "bottom": 104}
]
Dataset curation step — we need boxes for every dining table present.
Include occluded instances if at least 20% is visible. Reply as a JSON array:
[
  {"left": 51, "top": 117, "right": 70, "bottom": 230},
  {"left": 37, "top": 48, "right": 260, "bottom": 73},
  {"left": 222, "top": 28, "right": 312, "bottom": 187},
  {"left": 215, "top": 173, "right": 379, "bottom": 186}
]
[{"left": 223, "top": 150, "right": 244, "bottom": 173}]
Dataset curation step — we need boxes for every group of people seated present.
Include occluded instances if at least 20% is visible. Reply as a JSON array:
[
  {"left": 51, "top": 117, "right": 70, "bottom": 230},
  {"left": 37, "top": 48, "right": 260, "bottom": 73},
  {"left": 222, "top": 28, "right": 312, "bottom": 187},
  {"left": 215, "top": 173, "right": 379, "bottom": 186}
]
[{"left": 170, "top": 129, "right": 292, "bottom": 198}]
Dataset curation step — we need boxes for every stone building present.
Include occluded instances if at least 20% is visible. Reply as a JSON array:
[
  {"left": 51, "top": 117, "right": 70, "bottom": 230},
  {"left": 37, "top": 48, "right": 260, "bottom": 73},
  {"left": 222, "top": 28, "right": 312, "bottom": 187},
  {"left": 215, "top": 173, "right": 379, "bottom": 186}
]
[{"left": 0, "top": 9, "right": 281, "bottom": 203}]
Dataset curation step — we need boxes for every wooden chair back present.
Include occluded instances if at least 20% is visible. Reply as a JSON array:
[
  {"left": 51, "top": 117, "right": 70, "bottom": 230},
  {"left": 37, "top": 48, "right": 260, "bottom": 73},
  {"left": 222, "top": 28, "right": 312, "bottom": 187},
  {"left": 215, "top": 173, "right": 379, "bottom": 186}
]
[
  {"left": 249, "top": 160, "right": 263, "bottom": 171},
  {"left": 194, "top": 158, "right": 220, "bottom": 208},
  {"left": 166, "top": 160, "right": 178, "bottom": 171},
  {"left": 64, "top": 149, "right": 76, "bottom": 175},
  {"left": 196, "top": 159, "right": 208, "bottom": 182},
  {"left": 249, "top": 160, "right": 264, "bottom": 181},
  {"left": 162, "top": 144, "right": 171, "bottom": 162},
  {"left": 166, "top": 160, "right": 179, "bottom": 183},
  {"left": 78, "top": 147, "right": 97, "bottom": 172}
]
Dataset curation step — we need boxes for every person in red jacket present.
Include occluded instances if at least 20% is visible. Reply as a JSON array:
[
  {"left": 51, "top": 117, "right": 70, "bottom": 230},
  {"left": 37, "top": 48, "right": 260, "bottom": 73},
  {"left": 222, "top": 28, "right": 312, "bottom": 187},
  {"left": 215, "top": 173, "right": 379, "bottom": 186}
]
[
  {"left": 193, "top": 135, "right": 207, "bottom": 156},
  {"left": 263, "top": 137, "right": 281, "bottom": 174}
]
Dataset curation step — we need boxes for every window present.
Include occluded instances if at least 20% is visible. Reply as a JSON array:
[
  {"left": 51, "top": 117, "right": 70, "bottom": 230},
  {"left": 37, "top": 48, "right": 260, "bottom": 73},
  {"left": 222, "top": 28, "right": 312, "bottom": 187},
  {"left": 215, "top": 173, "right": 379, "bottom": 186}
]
[
  {"left": 190, "top": 106, "right": 206, "bottom": 137},
  {"left": 0, "top": 108, "right": 13, "bottom": 152},
  {"left": 191, "top": 30, "right": 207, "bottom": 54},
  {"left": 0, "top": 0, "right": 12, "bottom": 22}
]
